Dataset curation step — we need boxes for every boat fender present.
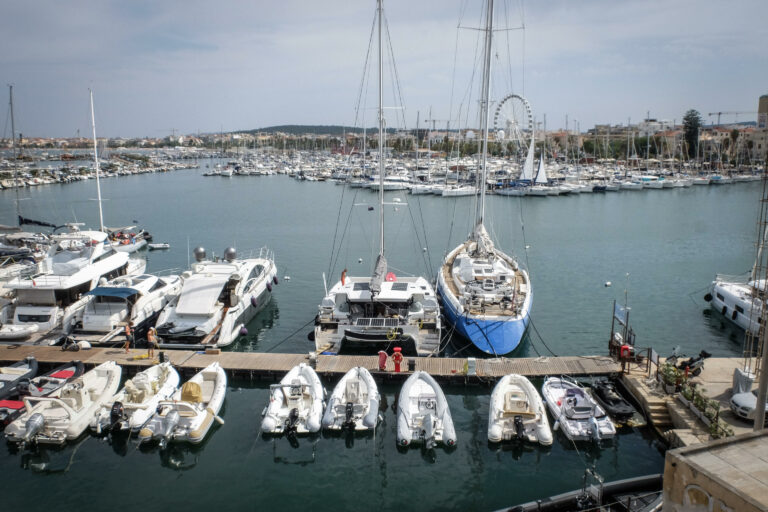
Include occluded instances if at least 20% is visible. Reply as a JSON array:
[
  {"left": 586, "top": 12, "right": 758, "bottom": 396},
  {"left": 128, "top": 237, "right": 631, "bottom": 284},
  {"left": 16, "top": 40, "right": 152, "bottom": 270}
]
[
  {"left": 321, "top": 398, "right": 337, "bottom": 429},
  {"left": 267, "top": 283, "right": 272, "bottom": 293},
  {"left": 250, "top": 296, "right": 259, "bottom": 308},
  {"left": 362, "top": 398, "right": 379, "bottom": 429},
  {"left": 703, "top": 293, "right": 712, "bottom": 302},
  {"left": 239, "top": 326, "right": 248, "bottom": 336},
  {"left": 721, "top": 306, "right": 727, "bottom": 316},
  {"left": 732, "top": 310, "right": 738, "bottom": 320},
  {"left": 553, "top": 420, "right": 560, "bottom": 431},
  {"left": 273, "top": 276, "right": 278, "bottom": 285}
]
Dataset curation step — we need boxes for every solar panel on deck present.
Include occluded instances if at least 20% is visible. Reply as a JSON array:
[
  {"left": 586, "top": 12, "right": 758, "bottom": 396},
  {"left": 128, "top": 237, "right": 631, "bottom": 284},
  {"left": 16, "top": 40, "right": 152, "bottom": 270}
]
[
  {"left": 391, "top": 282, "right": 408, "bottom": 291},
  {"left": 353, "top": 283, "right": 370, "bottom": 291}
]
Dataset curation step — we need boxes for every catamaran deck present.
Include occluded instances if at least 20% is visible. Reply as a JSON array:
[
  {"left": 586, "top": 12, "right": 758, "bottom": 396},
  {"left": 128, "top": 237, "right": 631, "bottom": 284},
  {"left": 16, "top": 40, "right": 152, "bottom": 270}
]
[{"left": 0, "top": 345, "right": 620, "bottom": 382}]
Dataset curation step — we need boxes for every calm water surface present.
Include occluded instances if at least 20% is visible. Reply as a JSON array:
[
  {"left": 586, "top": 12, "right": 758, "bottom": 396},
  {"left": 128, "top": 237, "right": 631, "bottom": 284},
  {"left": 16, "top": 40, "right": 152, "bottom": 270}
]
[{"left": 0, "top": 166, "right": 760, "bottom": 510}]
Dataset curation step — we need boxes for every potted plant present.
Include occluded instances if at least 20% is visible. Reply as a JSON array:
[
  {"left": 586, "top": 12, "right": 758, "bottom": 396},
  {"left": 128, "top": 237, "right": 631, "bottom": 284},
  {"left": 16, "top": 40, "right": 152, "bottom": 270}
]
[{"left": 659, "top": 362, "right": 681, "bottom": 394}]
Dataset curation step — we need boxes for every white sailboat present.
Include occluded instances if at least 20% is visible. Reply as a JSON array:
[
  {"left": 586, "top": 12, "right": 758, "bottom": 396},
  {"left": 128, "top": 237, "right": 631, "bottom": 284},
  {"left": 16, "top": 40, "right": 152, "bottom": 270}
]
[
  {"left": 436, "top": 0, "right": 532, "bottom": 356},
  {"left": 313, "top": 0, "right": 441, "bottom": 357}
]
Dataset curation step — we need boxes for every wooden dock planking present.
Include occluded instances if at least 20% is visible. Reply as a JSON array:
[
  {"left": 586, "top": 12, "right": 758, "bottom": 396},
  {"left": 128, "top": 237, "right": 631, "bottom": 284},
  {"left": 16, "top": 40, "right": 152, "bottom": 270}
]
[{"left": 0, "top": 345, "right": 621, "bottom": 382}]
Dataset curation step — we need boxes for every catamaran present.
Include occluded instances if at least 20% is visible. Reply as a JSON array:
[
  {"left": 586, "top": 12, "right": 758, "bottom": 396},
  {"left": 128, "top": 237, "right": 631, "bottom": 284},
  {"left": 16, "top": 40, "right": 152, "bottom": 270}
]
[
  {"left": 436, "top": 0, "right": 532, "bottom": 356},
  {"left": 313, "top": 0, "right": 441, "bottom": 357}
]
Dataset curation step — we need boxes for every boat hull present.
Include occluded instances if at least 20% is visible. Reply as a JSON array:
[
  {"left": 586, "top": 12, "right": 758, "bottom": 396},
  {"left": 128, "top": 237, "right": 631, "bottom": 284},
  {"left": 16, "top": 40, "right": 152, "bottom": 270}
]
[{"left": 438, "top": 284, "right": 530, "bottom": 355}]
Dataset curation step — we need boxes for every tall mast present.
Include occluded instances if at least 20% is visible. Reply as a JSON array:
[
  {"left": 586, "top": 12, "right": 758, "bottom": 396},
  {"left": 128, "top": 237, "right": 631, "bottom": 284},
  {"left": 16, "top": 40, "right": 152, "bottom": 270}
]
[
  {"left": 89, "top": 89, "right": 105, "bottom": 232},
  {"left": 9, "top": 85, "right": 21, "bottom": 226},
  {"left": 377, "top": 0, "right": 385, "bottom": 258},
  {"left": 476, "top": 0, "right": 494, "bottom": 228}
]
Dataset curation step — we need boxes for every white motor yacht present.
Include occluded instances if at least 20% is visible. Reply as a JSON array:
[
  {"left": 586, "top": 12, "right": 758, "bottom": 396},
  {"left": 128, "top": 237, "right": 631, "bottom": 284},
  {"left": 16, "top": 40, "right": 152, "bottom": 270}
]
[
  {"left": 69, "top": 273, "right": 182, "bottom": 346},
  {"left": 0, "top": 230, "right": 145, "bottom": 344},
  {"left": 155, "top": 247, "right": 276, "bottom": 349}
]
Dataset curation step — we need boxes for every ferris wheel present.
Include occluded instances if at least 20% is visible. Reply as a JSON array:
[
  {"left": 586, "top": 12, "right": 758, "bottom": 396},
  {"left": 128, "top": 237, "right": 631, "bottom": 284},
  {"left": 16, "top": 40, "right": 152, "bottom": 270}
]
[{"left": 492, "top": 93, "right": 534, "bottom": 157}]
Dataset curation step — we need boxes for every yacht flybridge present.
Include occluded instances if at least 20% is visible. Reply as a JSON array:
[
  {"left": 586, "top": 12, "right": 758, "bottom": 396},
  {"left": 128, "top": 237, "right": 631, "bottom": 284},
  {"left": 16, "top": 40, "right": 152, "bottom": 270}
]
[
  {"left": 313, "top": 0, "right": 441, "bottom": 357},
  {"left": 436, "top": 0, "right": 532, "bottom": 355},
  {"left": 155, "top": 247, "right": 276, "bottom": 349},
  {"left": 0, "top": 229, "right": 145, "bottom": 344}
]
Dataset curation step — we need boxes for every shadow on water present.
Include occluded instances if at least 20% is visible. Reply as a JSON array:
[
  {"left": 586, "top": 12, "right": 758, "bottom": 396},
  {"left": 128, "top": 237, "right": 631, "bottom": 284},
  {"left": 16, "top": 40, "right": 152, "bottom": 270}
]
[
  {"left": 443, "top": 328, "right": 536, "bottom": 358},
  {"left": 17, "top": 435, "right": 89, "bottom": 474},
  {"left": 228, "top": 299, "right": 281, "bottom": 352},
  {"left": 701, "top": 308, "right": 747, "bottom": 349},
  {"left": 262, "top": 434, "right": 319, "bottom": 465},
  {"left": 487, "top": 439, "right": 552, "bottom": 461}
]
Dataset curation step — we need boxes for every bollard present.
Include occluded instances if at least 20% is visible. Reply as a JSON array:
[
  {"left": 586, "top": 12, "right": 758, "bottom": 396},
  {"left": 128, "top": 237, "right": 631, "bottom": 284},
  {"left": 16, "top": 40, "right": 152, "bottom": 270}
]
[
  {"left": 407, "top": 359, "right": 415, "bottom": 372},
  {"left": 308, "top": 352, "right": 318, "bottom": 369},
  {"left": 378, "top": 350, "right": 388, "bottom": 371},
  {"left": 392, "top": 347, "right": 403, "bottom": 373}
]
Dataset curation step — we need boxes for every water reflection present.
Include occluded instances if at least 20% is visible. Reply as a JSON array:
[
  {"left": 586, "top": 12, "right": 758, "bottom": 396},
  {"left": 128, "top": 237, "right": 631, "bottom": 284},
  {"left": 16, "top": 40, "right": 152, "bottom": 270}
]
[
  {"left": 18, "top": 436, "right": 89, "bottom": 474},
  {"left": 701, "top": 308, "right": 746, "bottom": 348},
  {"left": 230, "top": 299, "right": 281, "bottom": 352}
]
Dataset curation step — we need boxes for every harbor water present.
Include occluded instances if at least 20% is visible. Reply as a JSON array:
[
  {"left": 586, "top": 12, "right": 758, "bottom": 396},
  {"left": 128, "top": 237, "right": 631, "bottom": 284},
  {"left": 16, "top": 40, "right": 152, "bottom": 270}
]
[{"left": 0, "top": 167, "right": 760, "bottom": 510}]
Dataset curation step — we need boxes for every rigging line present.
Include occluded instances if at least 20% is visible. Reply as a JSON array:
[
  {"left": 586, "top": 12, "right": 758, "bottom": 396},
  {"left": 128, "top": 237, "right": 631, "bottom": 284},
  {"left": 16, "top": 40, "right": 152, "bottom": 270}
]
[
  {"left": 326, "top": 178, "right": 349, "bottom": 279},
  {"left": 527, "top": 315, "right": 557, "bottom": 357},
  {"left": 265, "top": 317, "right": 316, "bottom": 353},
  {"left": 448, "top": 0, "right": 468, "bottom": 131},
  {"left": 330, "top": 188, "right": 361, "bottom": 279},
  {"left": 352, "top": 12, "right": 379, "bottom": 129},
  {"left": 382, "top": 14, "right": 407, "bottom": 130},
  {"left": 444, "top": 194, "right": 460, "bottom": 258},
  {"left": 405, "top": 192, "right": 431, "bottom": 277},
  {"left": 414, "top": 194, "right": 434, "bottom": 277}
]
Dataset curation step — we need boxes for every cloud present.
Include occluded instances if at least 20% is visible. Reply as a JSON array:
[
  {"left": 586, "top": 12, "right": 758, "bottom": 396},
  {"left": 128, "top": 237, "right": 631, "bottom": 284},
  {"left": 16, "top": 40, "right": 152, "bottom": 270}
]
[{"left": 1, "top": 0, "right": 766, "bottom": 136}]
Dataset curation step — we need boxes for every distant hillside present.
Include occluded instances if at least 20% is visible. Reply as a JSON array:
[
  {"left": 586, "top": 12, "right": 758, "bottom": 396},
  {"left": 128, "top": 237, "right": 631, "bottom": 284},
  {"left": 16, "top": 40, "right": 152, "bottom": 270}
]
[{"left": 243, "top": 125, "right": 399, "bottom": 136}]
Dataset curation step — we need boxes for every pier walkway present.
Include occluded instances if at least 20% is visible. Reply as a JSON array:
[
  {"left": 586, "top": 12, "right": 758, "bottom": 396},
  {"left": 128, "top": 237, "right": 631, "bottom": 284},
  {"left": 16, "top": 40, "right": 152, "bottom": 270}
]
[{"left": 0, "top": 345, "right": 620, "bottom": 383}]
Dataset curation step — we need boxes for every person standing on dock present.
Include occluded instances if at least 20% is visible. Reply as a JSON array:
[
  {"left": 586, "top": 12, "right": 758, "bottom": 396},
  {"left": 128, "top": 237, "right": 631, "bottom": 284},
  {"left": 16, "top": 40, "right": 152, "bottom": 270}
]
[
  {"left": 147, "top": 327, "right": 158, "bottom": 359},
  {"left": 124, "top": 322, "right": 133, "bottom": 353}
]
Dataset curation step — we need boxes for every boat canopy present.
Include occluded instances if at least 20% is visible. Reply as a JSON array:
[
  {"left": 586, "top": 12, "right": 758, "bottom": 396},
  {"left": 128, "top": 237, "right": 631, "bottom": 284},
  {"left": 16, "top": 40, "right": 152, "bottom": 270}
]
[
  {"left": 175, "top": 276, "right": 228, "bottom": 316},
  {"left": 85, "top": 287, "right": 139, "bottom": 299}
]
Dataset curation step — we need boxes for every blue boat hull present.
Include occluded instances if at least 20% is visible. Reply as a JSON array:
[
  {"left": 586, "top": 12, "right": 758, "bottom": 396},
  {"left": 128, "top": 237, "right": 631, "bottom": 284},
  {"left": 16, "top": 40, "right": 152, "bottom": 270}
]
[{"left": 439, "top": 287, "right": 530, "bottom": 356}]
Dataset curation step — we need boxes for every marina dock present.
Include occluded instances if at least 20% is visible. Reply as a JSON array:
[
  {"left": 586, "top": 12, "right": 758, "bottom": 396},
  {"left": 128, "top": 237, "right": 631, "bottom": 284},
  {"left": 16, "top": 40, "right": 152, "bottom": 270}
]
[{"left": 0, "top": 344, "right": 621, "bottom": 382}]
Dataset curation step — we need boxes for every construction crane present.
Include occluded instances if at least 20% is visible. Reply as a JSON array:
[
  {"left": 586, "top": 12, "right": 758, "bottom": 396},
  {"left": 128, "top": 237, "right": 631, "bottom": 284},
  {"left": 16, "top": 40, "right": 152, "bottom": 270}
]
[{"left": 707, "top": 111, "right": 757, "bottom": 126}]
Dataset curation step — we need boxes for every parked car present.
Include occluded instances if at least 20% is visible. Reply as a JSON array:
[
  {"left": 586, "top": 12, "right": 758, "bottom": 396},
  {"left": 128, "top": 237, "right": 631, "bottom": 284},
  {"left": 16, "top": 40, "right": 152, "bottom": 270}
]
[{"left": 730, "top": 389, "right": 768, "bottom": 424}]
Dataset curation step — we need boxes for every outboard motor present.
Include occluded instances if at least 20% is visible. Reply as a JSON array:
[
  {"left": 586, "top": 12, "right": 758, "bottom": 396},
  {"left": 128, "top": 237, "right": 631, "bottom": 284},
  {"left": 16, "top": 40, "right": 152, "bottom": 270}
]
[
  {"left": 193, "top": 247, "right": 206, "bottom": 262},
  {"left": 23, "top": 413, "right": 46, "bottom": 443},
  {"left": 284, "top": 407, "right": 300, "bottom": 444},
  {"left": 589, "top": 416, "right": 601, "bottom": 443},
  {"left": 342, "top": 402, "right": 356, "bottom": 431},
  {"left": 421, "top": 412, "right": 436, "bottom": 450},
  {"left": 159, "top": 410, "right": 180, "bottom": 448},
  {"left": 110, "top": 401, "right": 125, "bottom": 430},
  {"left": 513, "top": 415, "right": 524, "bottom": 440},
  {"left": 223, "top": 247, "right": 237, "bottom": 262}
]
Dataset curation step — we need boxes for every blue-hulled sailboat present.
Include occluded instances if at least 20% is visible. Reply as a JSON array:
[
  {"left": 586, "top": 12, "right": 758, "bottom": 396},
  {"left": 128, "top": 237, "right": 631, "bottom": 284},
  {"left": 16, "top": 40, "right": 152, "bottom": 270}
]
[{"left": 436, "top": 0, "right": 532, "bottom": 356}]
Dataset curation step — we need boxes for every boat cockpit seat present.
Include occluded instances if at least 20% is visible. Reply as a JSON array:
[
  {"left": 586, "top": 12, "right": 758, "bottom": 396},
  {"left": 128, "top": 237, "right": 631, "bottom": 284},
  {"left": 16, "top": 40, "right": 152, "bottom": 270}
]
[
  {"left": 417, "top": 395, "right": 436, "bottom": 412},
  {"left": 504, "top": 391, "right": 528, "bottom": 414},
  {"left": 181, "top": 381, "right": 203, "bottom": 403},
  {"left": 345, "top": 379, "right": 360, "bottom": 403}
]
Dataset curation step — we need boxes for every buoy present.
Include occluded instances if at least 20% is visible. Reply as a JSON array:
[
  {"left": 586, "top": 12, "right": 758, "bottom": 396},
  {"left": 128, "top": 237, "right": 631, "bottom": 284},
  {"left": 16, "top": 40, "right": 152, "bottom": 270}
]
[
  {"left": 284, "top": 276, "right": 291, "bottom": 281},
  {"left": 239, "top": 326, "right": 248, "bottom": 336},
  {"left": 358, "top": 258, "right": 363, "bottom": 264},
  {"left": 422, "top": 247, "right": 427, "bottom": 252},
  {"left": 604, "top": 281, "right": 612, "bottom": 287},
  {"left": 525, "top": 245, "right": 531, "bottom": 250}
]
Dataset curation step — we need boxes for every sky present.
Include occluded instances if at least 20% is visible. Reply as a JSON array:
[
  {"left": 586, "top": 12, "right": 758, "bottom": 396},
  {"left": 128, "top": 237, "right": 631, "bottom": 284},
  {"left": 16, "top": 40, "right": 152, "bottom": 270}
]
[{"left": 1, "top": 0, "right": 766, "bottom": 138}]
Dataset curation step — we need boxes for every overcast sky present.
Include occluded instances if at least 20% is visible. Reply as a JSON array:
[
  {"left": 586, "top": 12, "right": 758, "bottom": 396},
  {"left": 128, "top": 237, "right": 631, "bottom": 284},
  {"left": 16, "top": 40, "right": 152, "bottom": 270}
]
[{"left": 2, "top": 0, "right": 766, "bottom": 138}]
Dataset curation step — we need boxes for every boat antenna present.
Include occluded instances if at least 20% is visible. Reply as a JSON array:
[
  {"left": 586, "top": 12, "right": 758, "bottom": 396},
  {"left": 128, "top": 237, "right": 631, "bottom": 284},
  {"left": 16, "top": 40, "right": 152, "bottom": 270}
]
[
  {"left": 475, "top": 0, "right": 494, "bottom": 230},
  {"left": 89, "top": 88, "right": 105, "bottom": 232}
]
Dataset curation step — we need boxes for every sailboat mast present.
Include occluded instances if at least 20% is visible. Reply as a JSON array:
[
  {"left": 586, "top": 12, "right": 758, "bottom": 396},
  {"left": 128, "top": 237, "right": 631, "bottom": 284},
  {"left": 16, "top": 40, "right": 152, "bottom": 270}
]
[
  {"left": 89, "top": 89, "right": 105, "bottom": 232},
  {"left": 476, "top": 0, "right": 494, "bottom": 227},
  {"left": 377, "top": 0, "right": 385, "bottom": 258},
  {"left": 9, "top": 85, "right": 21, "bottom": 225}
]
